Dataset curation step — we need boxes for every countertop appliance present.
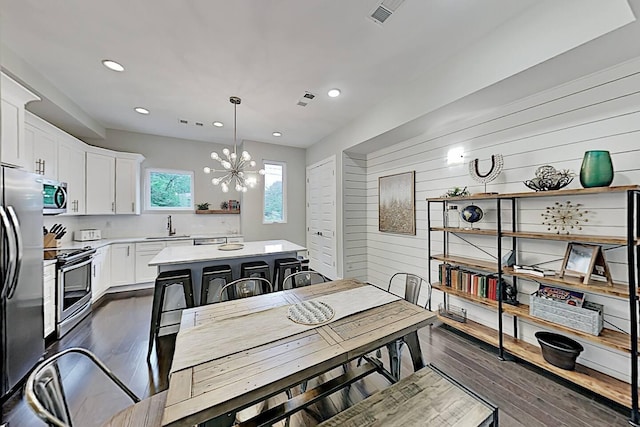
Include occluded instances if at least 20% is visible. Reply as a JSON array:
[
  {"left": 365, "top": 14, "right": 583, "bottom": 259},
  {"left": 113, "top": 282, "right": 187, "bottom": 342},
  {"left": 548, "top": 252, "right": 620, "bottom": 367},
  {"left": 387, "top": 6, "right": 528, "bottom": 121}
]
[
  {"left": 1, "top": 166, "right": 45, "bottom": 401},
  {"left": 42, "top": 178, "right": 67, "bottom": 215},
  {"left": 48, "top": 247, "right": 95, "bottom": 338},
  {"left": 74, "top": 229, "right": 101, "bottom": 242}
]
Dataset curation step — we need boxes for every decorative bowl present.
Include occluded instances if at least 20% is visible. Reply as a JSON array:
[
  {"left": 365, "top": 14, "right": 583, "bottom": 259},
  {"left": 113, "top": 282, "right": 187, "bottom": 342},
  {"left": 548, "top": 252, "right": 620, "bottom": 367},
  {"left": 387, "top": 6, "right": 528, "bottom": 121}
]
[
  {"left": 535, "top": 331, "right": 584, "bottom": 370},
  {"left": 524, "top": 166, "right": 575, "bottom": 191}
]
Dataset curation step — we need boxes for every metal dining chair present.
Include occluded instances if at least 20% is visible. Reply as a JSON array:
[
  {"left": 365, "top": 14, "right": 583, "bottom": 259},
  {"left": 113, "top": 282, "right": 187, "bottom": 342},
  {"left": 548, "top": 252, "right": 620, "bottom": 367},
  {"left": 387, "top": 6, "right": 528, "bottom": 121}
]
[
  {"left": 359, "top": 273, "right": 432, "bottom": 381},
  {"left": 218, "top": 277, "right": 273, "bottom": 301},
  {"left": 25, "top": 347, "right": 140, "bottom": 427},
  {"left": 281, "top": 271, "right": 328, "bottom": 290}
]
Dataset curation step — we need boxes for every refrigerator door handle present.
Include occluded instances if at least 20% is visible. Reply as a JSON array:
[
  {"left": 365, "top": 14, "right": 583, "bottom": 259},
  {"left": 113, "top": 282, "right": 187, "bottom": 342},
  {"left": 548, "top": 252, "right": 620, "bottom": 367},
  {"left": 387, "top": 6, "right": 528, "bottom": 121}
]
[
  {"left": 0, "top": 206, "right": 18, "bottom": 299},
  {"left": 6, "top": 206, "right": 23, "bottom": 299}
]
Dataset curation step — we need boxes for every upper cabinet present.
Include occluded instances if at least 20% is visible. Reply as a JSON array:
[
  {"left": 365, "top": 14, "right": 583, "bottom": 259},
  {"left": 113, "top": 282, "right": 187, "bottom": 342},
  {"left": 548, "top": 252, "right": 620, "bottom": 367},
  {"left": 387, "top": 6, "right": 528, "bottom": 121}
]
[
  {"left": 58, "top": 133, "right": 86, "bottom": 214},
  {"left": 115, "top": 154, "right": 144, "bottom": 215},
  {"left": 1, "top": 72, "right": 40, "bottom": 168},
  {"left": 25, "top": 112, "right": 58, "bottom": 178},
  {"left": 86, "top": 149, "right": 116, "bottom": 215}
]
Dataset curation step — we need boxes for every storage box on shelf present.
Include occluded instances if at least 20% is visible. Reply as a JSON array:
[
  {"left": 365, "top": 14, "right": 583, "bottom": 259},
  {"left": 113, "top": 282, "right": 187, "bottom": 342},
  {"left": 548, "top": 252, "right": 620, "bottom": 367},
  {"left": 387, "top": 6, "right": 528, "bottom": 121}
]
[{"left": 427, "top": 185, "right": 640, "bottom": 419}]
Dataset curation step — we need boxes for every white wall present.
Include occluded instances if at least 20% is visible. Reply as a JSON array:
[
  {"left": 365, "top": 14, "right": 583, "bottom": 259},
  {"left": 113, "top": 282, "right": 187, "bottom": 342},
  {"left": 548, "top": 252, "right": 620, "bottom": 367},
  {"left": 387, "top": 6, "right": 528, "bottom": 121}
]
[
  {"left": 342, "top": 152, "right": 367, "bottom": 281},
  {"left": 358, "top": 57, "right": 640, "bottom": 383},
  {"left": 240, "top": 139, "right": 306, "bottom": 246}
]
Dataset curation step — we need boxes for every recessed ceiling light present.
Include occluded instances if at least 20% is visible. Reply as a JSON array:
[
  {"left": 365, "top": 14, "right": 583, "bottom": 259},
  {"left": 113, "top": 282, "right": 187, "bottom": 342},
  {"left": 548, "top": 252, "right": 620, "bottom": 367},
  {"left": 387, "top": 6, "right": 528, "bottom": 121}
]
[
  {"left": 272, "top": 132, "right": 282, "bottom": 137},
  {"left": 134, "top": 107, "right": 150, "bottom": 115},
  {"left": 327, "top": 88, "right": 341, "bottom": 98},
  {"left": 213, "top": 121, "right": 224, "bottom": 127},
  {"left": 102, "top": 59, "right": 124, "bottom": 72}
]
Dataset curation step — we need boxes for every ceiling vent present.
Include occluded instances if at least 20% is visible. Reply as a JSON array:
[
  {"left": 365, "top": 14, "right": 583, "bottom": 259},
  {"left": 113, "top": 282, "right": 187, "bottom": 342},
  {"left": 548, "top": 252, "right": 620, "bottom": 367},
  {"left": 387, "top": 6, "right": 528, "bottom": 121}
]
[
  {"left": 368, "top": 0, "right": 406, "bottom": 25},
  {"left": 297, "top": 91, "right": 316, "bottom": 107}
]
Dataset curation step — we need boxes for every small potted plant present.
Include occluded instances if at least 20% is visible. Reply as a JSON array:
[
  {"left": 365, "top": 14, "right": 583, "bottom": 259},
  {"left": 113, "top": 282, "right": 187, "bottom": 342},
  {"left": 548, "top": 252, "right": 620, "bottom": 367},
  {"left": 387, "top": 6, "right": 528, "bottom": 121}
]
[
  {"left": 220, "top": 201, "right": 229, "bottom": 210},
  {"left": 196, "top": 202, "right": 210, "bottom": 213}
]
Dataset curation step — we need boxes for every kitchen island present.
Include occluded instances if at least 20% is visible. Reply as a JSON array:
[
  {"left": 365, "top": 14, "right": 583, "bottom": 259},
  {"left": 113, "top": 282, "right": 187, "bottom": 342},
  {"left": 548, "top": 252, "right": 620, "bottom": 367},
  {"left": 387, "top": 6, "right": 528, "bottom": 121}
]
[{"left": 149, "top": 239, "right": 307, "bottom": 303}]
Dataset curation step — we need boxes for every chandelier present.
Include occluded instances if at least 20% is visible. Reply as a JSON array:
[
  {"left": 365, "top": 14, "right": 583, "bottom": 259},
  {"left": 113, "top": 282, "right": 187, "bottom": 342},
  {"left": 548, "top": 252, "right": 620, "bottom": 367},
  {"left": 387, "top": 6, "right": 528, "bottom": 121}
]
[{"left": 203, "top": 96, "right": 264, "bottom": 192}]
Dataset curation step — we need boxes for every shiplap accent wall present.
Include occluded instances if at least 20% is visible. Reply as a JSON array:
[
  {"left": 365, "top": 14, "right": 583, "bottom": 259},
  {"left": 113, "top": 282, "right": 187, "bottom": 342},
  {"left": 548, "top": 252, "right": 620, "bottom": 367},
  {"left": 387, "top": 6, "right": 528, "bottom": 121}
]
[
  {"left": 361, "top": 57, "right": 640, "bottom": 382},
  {"left": 343, "top": 152, "right": 368, "bottom": 281}
]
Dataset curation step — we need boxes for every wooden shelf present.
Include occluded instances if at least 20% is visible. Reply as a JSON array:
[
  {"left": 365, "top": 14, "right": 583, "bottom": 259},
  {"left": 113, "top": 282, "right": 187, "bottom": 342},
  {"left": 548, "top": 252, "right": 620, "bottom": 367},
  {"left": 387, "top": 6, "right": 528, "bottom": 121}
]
[
  {"left": 427, "top": 185, "right": 640, "bottom": 202},
  {"left": 504, "top": 267, "right": 631, "bottom": 299},
  {"left": 436, "top": 315, "right": 635, "bottom": 408},
  {"left": 431, "top": 254, "right": 497, "bottom": 272},
  {"left": 430, "top": 227, "right": 498, "bottom": 236},
  {"left": 501, "top": 230, "right": 636, "bottom": 245},
  {"left": 433, "top": 283, "right": 633, "bottom": 353},
  {"left": 195, "top": 209, "right": 240, "bottom": 214}
]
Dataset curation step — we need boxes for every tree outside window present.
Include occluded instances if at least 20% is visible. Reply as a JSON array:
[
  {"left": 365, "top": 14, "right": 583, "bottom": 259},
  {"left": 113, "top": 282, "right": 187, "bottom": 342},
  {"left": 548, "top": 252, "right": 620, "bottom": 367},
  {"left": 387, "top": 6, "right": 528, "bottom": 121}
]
[
  {"left": 263, "top": 162, "right": 286, "bottom": 223},
  {"left": 146, "top": 169, "right": 194, "bottom": 210}
]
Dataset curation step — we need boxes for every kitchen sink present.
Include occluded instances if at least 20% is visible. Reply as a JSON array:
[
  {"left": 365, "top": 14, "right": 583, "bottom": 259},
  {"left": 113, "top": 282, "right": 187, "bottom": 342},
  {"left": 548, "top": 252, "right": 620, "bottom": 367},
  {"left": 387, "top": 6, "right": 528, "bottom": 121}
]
[{"left": 145, "top": 235, "right": 191, "bottom": 240}]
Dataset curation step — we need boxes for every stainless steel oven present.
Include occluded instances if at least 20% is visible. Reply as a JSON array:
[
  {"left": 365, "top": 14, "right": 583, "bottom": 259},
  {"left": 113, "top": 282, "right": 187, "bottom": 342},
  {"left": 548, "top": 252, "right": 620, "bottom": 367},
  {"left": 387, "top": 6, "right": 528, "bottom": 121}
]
[{"left": 55, "top": 248, "right": 95, "bottom": 338}]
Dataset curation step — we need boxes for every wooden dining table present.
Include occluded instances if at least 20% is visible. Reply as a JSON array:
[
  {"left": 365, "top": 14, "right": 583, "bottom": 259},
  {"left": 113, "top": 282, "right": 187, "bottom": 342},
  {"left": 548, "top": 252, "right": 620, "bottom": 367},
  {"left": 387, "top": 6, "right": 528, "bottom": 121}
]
[{"left": 161, "top": 279, "right": 436, "bottom": 427}]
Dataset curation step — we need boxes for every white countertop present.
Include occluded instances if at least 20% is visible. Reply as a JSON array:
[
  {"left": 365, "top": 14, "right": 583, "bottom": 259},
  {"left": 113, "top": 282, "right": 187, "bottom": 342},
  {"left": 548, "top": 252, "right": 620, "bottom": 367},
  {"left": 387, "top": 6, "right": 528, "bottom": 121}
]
[
  {"left": 149, "top": 240, "right": 306, "bottom": 266},
  {"left": 44, "top": 233, "right": 241, "bottom": 251}
]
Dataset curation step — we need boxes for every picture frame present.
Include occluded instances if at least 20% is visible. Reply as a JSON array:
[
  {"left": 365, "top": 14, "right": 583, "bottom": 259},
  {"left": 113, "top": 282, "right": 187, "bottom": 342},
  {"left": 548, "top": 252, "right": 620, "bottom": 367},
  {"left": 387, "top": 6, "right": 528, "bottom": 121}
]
[
  {"left": 559, "top": 243, "right": 611, "bottom": 285},
  {"left": 378, "top": 171, "right": 415, "bottom": 235}
]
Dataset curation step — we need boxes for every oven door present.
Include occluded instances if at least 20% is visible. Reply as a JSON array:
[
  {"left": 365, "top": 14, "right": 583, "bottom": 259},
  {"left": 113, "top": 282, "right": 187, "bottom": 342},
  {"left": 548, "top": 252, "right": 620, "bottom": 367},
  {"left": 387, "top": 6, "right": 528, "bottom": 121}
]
[{"left": 57, "top": 258, "right": 92, "bottom": 323}]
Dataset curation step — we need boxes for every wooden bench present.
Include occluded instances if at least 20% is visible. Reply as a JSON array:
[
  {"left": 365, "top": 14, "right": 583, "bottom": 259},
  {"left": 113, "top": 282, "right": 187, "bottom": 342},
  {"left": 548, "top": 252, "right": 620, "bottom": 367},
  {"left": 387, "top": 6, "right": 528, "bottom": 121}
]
[
  {"left": 318, "top": 365, "right": 498, "bottom": 427},
  {"left": 100, "top": 390, "right": 168, "bottom": 427}
]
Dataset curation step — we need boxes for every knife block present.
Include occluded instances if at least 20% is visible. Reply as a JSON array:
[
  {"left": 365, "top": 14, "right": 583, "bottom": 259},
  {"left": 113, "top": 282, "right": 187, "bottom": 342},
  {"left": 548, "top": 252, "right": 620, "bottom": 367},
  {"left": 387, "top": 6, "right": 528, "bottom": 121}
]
[{"left": 43, "top": 233, "right": 61, "bottom": 249}]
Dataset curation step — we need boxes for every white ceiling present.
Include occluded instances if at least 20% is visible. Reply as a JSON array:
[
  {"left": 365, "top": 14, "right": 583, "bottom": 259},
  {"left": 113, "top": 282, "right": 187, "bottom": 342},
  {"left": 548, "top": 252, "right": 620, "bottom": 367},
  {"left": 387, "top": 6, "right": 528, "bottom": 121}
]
[{"left": 0, "top": 0, "right": 539, "bottom": 148}]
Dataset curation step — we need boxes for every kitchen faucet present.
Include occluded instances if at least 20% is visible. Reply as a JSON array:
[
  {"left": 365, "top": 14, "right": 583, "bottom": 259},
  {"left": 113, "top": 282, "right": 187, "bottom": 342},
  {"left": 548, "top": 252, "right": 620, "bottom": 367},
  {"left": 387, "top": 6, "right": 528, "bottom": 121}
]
[{"left": 167, "top": 215, "right": 176, "bottom": 236}]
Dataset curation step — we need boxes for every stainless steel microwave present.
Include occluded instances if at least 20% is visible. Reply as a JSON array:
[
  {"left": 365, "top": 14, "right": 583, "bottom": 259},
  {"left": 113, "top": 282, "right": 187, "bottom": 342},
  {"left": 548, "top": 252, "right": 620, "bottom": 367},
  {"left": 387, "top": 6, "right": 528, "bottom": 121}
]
[{"left": 42, "top": 178, "right": 67, "bottom": 215}]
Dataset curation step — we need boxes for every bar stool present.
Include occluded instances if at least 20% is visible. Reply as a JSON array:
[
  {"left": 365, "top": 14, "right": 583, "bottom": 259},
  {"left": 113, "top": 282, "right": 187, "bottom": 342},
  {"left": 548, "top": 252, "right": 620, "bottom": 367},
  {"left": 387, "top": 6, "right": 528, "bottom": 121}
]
[
  {"left": 241, "top": 261, "right": 271, "bottom": 293},
  {"left": 201, "top": 264, "right": 233, "bottom": 305},
  {"left": 273, "top": 258, "right": 302, "bottom": 291},
  {"left": 147, "top": 269, "right": 194, "bottom": 360}
]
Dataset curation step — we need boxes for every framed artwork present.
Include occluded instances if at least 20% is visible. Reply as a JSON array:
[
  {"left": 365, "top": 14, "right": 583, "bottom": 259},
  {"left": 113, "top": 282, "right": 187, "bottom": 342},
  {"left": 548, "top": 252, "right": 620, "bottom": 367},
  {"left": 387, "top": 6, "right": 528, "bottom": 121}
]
[
  {"left": 378, "top": 171, "right": 415, "bottom": 235},
  {"left": 560, "top": 243, "right": 611, "bottom": 285}
]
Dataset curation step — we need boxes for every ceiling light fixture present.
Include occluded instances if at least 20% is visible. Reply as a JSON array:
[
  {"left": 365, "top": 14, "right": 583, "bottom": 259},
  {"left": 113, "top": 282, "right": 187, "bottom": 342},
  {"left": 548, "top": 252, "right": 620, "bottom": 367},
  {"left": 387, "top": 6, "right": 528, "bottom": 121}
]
[
  {"left": 213, "top": 121, "right": 224, "bottom": 127},
  {"left": 203, "top": 96, "right": 264, "bottom": 193},
  {"left": 272, "top": 131, "right": 282, "bottom": 137},
  {"left": 134, "top": 107, "right": 150, "bottom": 115},
  {"left": 327, "top": 88, "right": 341, "bottom": 98},
  {"left": 102, "top": 59, "right": 124, "bottom": 72}
]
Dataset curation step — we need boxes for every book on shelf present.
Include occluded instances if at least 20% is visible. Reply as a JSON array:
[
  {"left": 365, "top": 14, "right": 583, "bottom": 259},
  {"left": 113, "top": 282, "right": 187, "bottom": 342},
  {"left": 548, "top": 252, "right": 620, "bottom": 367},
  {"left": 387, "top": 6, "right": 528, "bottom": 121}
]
[
  {"left": 513, "top": 264, "right": 555, "bottom": 277},
  {"left": 437, "top": 263, "right": 500, "bottom": 301}
]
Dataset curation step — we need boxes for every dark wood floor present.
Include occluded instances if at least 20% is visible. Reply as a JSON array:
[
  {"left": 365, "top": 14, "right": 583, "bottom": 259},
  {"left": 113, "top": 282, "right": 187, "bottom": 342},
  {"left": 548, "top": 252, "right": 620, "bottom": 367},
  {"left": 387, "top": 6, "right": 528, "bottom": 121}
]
[{"left": 1, "top": 293, "right": 630, "bottom": 426}]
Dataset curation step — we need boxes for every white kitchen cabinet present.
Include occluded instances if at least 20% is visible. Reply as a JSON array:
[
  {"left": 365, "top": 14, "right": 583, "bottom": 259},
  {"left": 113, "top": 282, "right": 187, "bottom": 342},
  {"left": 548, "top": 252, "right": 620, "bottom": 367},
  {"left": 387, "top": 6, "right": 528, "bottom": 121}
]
[
  {"left": 91, "top": 246, "right": 111, "bottom": 302},
  {"left": 115, "top": 155, "right": 143, "bottom": 215},
  {"left": 1, "top": 72, "right": 40, "bottom": 168},
  {"left": 110, "top": 243, "right": 135, "bottom": 286},
  {"left": 25, "top": 112, "right": 57, "bottom": 178},
  {"left": 86, "top": 150, "right": 116, "bottom": 215},
  {"left": 58, "top": 134, "right": 86, "bottom": 214},
  {"left": 135, "top": 241, "right": 166, "bottom": 283},
  {"left": 43, "top": 263, "right": 56, "bottom": 338}
]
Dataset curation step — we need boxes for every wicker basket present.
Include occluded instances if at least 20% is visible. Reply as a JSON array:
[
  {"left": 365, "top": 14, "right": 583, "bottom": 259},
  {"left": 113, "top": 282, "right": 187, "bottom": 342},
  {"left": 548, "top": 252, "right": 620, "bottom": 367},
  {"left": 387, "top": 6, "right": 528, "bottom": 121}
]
[{"left": 530, "top": 291, "right": 603, "bottom": 336}]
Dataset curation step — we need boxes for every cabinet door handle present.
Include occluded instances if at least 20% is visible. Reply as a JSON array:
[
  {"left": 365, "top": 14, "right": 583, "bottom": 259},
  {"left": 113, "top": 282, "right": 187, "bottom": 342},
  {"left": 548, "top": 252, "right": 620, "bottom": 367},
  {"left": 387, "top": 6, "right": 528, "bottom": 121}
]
[
  {"left": 93, "top": 265, "right": 96, "bottom": 276},
  {"left": 112, "top": 202, "right": 115, "bottom": 212},
  {"left": 132, "top": 202, "right": 135, "bottom": 212},
  {"left": 42, "top": 160, "right": 45, "bottom": 175},
  {"left": 127, "top": 246, "right": 130, "bottom": 257}
]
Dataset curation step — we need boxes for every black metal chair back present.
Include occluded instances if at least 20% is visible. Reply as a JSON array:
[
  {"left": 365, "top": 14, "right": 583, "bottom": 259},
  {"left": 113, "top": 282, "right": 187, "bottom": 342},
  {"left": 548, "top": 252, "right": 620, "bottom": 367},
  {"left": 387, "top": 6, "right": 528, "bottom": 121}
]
[
  {"left": 25, "top": 347, "right": 140, "bottom": 427},
  {"left": 388, "top": 272, "right": 431, "bottom": 308}
]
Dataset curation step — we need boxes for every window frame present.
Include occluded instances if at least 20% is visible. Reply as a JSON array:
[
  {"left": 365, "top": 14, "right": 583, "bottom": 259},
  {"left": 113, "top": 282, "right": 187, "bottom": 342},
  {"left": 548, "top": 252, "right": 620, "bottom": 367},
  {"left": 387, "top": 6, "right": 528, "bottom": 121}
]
[
  {"left": 144, "top": 167, "right": 195, "bottom": 211},
  {"left": 262, "top": 160, "right": 287, "bottom": 224}
]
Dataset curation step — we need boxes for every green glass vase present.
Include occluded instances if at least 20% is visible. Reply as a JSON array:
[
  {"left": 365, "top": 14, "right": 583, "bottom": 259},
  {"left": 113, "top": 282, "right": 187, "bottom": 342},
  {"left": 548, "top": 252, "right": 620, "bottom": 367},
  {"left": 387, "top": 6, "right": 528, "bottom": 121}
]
[{"left": 580, "top": 150, "right": 613, "bottom": 188}]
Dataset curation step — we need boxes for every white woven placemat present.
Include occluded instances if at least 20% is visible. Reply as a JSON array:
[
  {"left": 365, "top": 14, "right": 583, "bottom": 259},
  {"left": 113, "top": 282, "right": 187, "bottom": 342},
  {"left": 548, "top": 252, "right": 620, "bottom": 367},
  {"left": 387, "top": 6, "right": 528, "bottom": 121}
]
[{"left": 287, "top": 300, "right": 335, "bottom": 325}]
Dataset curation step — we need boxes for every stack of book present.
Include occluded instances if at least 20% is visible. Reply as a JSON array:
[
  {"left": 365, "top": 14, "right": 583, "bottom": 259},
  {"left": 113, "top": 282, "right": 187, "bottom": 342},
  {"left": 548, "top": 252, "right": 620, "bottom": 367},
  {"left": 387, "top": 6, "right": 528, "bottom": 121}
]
[
  {"left": 512, "top": 264, "right": 555, "bottom": 277},
  {"left": 438, "top": 264, "right": 501, "bottom": 301}
]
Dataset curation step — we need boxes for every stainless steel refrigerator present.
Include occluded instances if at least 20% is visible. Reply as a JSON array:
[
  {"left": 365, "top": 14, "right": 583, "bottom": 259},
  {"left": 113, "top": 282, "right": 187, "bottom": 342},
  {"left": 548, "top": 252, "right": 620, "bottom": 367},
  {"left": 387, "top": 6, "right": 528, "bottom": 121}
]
[{"left": 1, "top": 166, "right": 45, "bottom": 400}]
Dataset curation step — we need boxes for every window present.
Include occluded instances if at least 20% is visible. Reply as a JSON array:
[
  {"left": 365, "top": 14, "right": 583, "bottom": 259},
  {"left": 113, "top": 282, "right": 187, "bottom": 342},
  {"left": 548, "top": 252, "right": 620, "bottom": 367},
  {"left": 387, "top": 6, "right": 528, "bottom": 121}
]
[
  {"left": 263, "top": 161, "right": 286, "bottom": 223},
  {"left": 145, "top": 168, "right": 194, "bottom": 210}
]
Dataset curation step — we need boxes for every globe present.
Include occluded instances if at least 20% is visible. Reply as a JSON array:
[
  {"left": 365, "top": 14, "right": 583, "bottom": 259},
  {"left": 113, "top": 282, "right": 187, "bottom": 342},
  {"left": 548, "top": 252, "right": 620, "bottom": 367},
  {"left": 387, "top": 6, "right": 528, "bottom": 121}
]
[{"left": 461, "top": 205, "right": 484, "bottom": 224}]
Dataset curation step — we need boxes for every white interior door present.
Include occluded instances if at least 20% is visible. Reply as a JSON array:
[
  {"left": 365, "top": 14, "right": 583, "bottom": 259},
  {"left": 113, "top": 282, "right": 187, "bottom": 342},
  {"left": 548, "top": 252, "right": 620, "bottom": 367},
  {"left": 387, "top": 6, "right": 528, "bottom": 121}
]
[{"left": 306, "top": 156, "right": 337, "bottom": 279}]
